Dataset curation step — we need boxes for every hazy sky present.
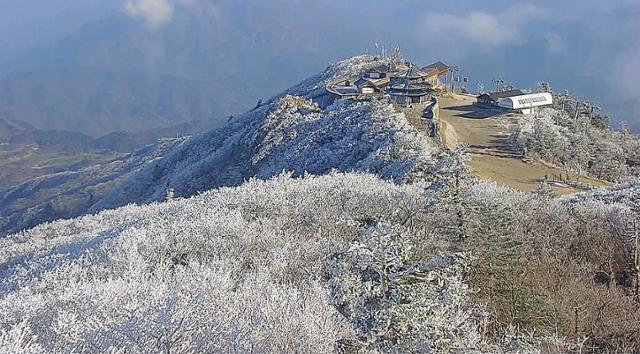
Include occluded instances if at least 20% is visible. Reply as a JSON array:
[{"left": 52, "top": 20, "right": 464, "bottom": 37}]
[{"left": 1, "top": 0, "right": 639, "bottom": 128}]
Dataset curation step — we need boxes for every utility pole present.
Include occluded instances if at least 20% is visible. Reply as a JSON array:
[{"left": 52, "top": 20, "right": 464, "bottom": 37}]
[
  {"left": 449, "top": 66, "right": 460, "bottom": 94},
  {"left": 633, "top": 217, "right": 639, "bottom": 300},
  {"left": 574, "top": 100, "right": 580, "bottom": 130},
  {"left": 445, "top": 69, "right": 450, "bottom": 94},
  {"left": 451, "top": 69, "right": 455, "bottom": 93},
  {"left": 493, "top": 78, "right": 505, "bottom": 92}
]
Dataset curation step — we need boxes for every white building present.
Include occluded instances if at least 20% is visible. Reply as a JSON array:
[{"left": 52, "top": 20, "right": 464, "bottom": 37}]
[{"left": 497, "top": 92, "right": 553, "bottom": 114}]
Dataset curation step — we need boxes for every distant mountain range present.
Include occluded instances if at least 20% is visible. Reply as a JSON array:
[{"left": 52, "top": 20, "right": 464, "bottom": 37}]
[
  {"left": 0, "top": 116, "right": 224, "bottom": 154},
  {"left": 0, "top": 115, "right": 224, "bottom": 191},
  {"left": 0, "top": 3, "right": 334, "bottom": 136}
]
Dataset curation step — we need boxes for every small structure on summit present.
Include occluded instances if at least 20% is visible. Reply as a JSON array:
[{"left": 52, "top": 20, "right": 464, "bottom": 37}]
[
  {"left": 497, "top": 92, "right": 554, "bottom": 114},
  {"left": 354, "top": 79, "right": 384, "bottom": 95},
  {"left": 326, "top": 56, "right": 443, "bottom": 103},
  {"left": 327, "top": 78, "right": 361, "bottom": 98},
  {"left": 354, "top": 64, "right": 393, "bottom": 95},
  {"left": 364, "top": 64, "right": 390, "bottom": 79},
  {"left": 327, "top": 63, "right": 393, "bottom": 99},
  {"left": 476, "top": 89, "right": 525, "bottom": 107},
  {"left": 388, "top": 66, "right": 434, "bottom": 106},
  {"left": 421, "top": 61, "right": 450, "bottom": 89}
]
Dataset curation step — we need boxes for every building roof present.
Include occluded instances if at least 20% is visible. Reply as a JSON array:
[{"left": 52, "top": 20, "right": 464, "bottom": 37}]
[
  {"left": 478, "top": 89, "right": 525, "bottom": 102},
  {"left": 388, "top": 80, "right": 432, "bottom": 97},
  {"left": 368, "top": 64, "right": 390, "bottom": 74},
  {"left": 498, "top": 93, "right": 553, "bottom": 109},
  {"left": 421, "top": 61, "right": 450, "bottom": 76},
  {"left": 386, "top": 65, "right": 433, "bottom": 97},
  {"left": 395, "top": 66, "right": 428, "bottom": 80},
  {"left": 388, "top": 84, "right": 433, "bottom": 97},
  {"left": 332, "top": 86, "right": 360, "bottom": 96},
  {"left": 354, "top": 78, "right": 380, "bottom": 89}
]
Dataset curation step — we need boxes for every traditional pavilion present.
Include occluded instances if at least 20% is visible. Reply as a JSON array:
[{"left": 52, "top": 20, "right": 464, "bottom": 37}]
[{"left": 387, "top": 66, "right": 433, "bottom": 106}]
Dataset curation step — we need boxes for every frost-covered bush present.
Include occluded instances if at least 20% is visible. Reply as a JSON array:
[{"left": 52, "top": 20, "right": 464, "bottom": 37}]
[
  {"left": 0, "top": 173, "right": 433, "bottom": 353},
  {"left": 0, "top": 321, "right": 45, "bottom": 354},
  {"left": 512, "top": 109, "right": 568, "bottom": 163},
  {"left": 328, "top": 224, "right": 487, "bottom": 353},
  {"left": 3, "top": 170, "right": 640, "bottom": 352},
  {"left": 252, "top": 95, "right": 434, "bottom": 182},
  {"left": 459, "top": 181, "right": 640, "bottom": 353},
  {"left": 510, "top": 98, "right": 640, "bottom": 183}
]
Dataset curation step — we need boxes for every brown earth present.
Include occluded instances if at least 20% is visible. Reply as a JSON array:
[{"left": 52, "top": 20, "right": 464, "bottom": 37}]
[{"left": 436, "top": 95, "right": 610, "bottom": 195}]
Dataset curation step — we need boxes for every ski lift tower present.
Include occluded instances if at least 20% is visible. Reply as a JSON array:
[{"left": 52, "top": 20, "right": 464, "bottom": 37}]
[{"left": 449, "top": 66, "right": 460, "bottom": 94}]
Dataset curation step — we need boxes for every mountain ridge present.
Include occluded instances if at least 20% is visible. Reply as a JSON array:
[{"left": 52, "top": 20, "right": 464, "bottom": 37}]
[{"left": 0, "top": 56, "right": 437, "bottom": 236}]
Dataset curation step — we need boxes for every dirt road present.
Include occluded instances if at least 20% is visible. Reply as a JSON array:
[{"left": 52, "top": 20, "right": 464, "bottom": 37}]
[{"left": 437, "top": 95, "right": 609, "bottom": 195}]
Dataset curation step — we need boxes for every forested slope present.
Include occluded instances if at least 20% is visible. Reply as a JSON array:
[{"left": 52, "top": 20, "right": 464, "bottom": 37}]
[
  {"left": 2, "top": 55, "right": 640, "bottom": 352},
  {"left": 510, "top": 92, "right": 640, "bottom": 184},
  {"left": 2, "top": 170, "right": 640, "bottom": 352}
]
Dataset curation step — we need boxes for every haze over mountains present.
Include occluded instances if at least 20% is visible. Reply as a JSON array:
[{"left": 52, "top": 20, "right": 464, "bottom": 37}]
[
  {"left": 0, "top": 1, "right": 344, "bottom": 135},
  {"left": 0, "top": 12, "right": 288, "bottom": 135}
]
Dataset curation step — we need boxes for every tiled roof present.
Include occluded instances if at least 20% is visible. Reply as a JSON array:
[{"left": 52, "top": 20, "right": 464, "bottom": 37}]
[{"left": 479, "top": 89, "right": 525, "bottom": 101}]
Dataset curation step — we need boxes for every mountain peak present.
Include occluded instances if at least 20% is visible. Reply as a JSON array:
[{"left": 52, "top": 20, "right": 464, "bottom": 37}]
[{"left": 0, "top": 58, "right": 437, "bottom": 235}]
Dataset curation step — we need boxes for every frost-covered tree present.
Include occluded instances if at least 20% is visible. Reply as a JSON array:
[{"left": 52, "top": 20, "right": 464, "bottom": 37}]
[
  {"left": 327, "top": 224, "right": 487, "bottom": 353},
  {"left": 510, "top": 90, "right": 640, "bottom": 184},
  {"left": 0, "top": 321, "right": 45, "bottom": 354}
]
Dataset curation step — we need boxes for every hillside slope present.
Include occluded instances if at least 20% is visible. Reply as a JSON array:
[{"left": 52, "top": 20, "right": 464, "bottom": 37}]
[
  {"left": 3, "top": 55, "right": 640, "bottom": 352},
  {"left": 3, "top": 171, "right": 640, "bottom": 352},
  {"left": 0, "top": 56, "right": 437, "bottom": 236},
  {"left": 0, "top": 173, "right": 491, "bottom": 353},
  {"left": 437, "top": 95, "right": 611, "bottom": 194}
]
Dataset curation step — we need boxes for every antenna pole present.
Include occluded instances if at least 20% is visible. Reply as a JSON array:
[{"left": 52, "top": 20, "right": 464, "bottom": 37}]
[{"left": 574, "top": 100, "right": 580, "bottom": 129}]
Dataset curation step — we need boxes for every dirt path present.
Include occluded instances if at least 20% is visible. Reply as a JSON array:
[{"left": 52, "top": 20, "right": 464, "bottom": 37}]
[{"left": 438, "top": 95, "right": 609, "bottom": 195}]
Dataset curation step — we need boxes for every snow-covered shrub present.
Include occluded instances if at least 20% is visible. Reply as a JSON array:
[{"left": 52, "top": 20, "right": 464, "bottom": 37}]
[
  {"left": 509, "top": 96, "right": 640, "bottom": 183},
  {"left": 252, "top": 96, "right": 435, "bottom": 182},
  {"left": 0, "top": 321, "right": 45, "bottom": 354},
  {"left": 511, "top": 108, "right": 569, "bottom": 164},
  {"left": 327, "top": 224, "right": 487, "bottom": 353},
  {"left": 4, "top": 169, "right": 640, "bottom": 352},
  {"left": 0, "top": 173, "right": 432, "bottom": 353}
]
